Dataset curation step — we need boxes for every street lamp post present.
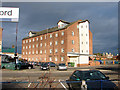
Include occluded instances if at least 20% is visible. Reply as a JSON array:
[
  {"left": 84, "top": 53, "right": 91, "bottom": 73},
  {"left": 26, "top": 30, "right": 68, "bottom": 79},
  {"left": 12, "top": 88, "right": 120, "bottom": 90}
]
[{"left": 14, "top": 22, "right": 18, "bottom": 64}]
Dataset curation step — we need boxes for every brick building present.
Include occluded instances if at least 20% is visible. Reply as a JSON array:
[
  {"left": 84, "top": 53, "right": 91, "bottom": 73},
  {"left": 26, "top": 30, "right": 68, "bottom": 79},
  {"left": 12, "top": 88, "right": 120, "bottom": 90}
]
[
  {"left": 0, "top": 27, "right": 3, "bottom": 65},
  {"left": 22, "top": 19, "right": 93, "bottom": 67}
]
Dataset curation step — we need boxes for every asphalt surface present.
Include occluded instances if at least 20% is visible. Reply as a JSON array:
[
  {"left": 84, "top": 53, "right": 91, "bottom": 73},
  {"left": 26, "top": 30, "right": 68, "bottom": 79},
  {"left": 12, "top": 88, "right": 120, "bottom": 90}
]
[{"left": 1, "top": 64, "right": 120, "bottom": 89}]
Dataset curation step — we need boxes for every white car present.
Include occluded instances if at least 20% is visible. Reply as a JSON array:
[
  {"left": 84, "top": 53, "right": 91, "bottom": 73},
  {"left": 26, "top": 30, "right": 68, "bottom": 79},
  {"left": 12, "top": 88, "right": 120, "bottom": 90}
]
[{"left": 57, "top": 63, "right": 67, "bottom": 70}]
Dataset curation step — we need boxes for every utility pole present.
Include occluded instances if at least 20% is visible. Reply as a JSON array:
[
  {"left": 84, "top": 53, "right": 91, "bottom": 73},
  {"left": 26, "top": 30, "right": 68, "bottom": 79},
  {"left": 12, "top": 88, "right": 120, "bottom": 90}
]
[{"left": 14, "top": 22, "right": 18, "bottom": 64}]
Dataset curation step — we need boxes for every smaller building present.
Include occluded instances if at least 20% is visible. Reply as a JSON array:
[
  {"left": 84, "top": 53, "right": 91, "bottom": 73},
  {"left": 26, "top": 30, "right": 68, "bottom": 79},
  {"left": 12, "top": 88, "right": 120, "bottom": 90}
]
[
  {"left": 0, "top": 27, "right": 3, "bottom": 65},
  {"left": 2, "top": 46, "right": 21, "bottom": 59}
]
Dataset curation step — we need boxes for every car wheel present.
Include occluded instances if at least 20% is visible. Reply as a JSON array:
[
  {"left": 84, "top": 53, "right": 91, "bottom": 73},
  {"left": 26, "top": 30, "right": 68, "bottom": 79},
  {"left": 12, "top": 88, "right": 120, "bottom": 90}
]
[
  {"left": 2, "top": 66, "right": 5, "bottom": 69},
  {"left": 28, "top": 66, "right": 32, "bottom": 69}
]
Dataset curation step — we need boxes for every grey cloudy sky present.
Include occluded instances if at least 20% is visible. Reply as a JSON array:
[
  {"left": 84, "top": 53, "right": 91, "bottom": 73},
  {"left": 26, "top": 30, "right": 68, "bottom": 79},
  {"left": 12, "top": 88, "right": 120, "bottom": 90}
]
[{"left": 1, "top": 2, "right": 118, "bottom": 54}]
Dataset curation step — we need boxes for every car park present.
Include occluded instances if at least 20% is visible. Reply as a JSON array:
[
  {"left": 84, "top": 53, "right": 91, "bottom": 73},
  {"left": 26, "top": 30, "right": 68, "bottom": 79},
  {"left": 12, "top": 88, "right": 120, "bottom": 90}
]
[
  {"left": 66, "top": 69, "right": 118, "bottom": 90},
  {"left": 57, "top": 63, "right": 67, "bottom": 70},
  {"left": 40, "top": 62, "right": 50, "bottom": 70}
]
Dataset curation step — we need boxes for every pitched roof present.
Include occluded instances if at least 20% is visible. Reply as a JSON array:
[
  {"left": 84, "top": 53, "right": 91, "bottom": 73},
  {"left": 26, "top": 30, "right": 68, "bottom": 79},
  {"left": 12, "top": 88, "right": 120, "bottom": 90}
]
[{"left": 23, "top": 19, "right": 88, "bottom": 40}]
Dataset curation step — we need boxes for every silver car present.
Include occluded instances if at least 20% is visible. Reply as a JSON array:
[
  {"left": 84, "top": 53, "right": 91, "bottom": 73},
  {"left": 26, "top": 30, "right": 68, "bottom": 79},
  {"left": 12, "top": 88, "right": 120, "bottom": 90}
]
[{"left": 57, "top": 63, "right": 67, "bottom": 70}]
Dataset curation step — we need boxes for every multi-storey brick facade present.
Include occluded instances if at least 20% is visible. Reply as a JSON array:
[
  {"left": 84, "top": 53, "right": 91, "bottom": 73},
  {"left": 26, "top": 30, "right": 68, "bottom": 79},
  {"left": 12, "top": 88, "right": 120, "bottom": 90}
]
[
  {"left": 22, "top": 19, "right": 93, "bottom": 67},
  {"left": 0, "top": 27, "right": 3, "bottom": 65}
]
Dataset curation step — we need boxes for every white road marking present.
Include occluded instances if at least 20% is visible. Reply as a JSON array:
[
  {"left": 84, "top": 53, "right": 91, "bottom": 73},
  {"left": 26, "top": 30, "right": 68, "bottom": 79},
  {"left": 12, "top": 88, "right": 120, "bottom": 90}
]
[
  {"left": 59, "top": 80, "right": 67, "bottom": 90},
  {"left": 28, "top": 83, "right": 31, "bottom": 87}
]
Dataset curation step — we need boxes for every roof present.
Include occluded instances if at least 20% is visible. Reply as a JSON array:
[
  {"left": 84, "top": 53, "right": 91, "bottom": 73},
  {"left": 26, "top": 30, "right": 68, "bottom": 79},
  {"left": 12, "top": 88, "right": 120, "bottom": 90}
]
[
  {"left": 23, "top": 19, "right": 89, "bottom": 40},
  {"left": 2, "top": 48, "right": 15, "bottom": 53},
  {"left": 57, "top": 19, "right": 70, "bottom": 24}
]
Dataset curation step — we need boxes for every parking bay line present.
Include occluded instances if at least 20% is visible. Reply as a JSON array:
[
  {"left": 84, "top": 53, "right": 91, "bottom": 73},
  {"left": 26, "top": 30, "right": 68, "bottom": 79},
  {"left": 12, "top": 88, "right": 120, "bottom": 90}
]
[{"left": 59, "top": 80, "right": 67, "bottom": 90}]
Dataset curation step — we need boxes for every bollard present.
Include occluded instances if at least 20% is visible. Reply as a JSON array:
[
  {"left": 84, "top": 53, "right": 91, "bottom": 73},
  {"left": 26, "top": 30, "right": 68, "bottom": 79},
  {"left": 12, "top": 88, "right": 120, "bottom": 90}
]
[
  {"left": 103, "top": 61, "right": 106, "bottom": 65},
  {"left": 113, "top": 61, "right": 114, "bottom": 64},
  {"left": 81, "top": 80, "right": 87, "bottom": 90}
]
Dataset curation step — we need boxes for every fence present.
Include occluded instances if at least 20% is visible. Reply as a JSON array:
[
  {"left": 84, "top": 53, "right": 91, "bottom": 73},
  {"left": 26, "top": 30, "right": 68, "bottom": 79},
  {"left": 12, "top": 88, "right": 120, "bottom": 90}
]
[{"left": 1, "top": 79, "right": 120, "bottom": 89}]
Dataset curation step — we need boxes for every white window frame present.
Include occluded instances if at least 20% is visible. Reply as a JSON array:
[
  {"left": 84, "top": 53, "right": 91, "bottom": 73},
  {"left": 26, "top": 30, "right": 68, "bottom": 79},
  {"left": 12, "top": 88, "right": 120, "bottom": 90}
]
[
  {"left": 50, "top": 49, "right": 52, "bottom": 54},
  {"left": 45, "top": 35, "right": 46, "bottom": 39},
  {"left": 45, "top": 43, "right": 46, "bottom": 47},
  {"left": 29, "top": 51, "right": 31, "bottom": 55},
  {"left": 45, "top": 58, "right": 46, "bottom": 61},
  {"left": 61, "top": 40, "right": 64, "bottom": 44},
  {"left": 23, "top": 46, "right": 25, "bottom": 49},
  {"left": 36, "top": 50, "right": 38, "bottom": 54},
  {"left": 72, "top": 40, "right": 74, "bottom": 44},
  {"left": 50, "top": 57, "right": 52, "bottom": 61},
  {"left": 41, "top": 36, "right": 43, "bottom": 40},
  {"left": 33, "top": 45, "right": 34, "bottom": 48},
  {"left": 55, "top": 33, "right": 58, "bottom": 37},
  {"left": 72, "top": 48, "right": 74, "bottom": 52},
  {"left": 61, "top": 31, "right": 64, "bottom": 36},
  {"left": 33, "top": 38, "right": 35, "bottom": 42},
  {"left": 26, "top": 40, "right": 28, "bottom": 43},
  {"left": 32, "top": 51, "right": 34, "bottom": 54},
  {"left": 55, "top": 57, "right": 57, "bottom": 61},
  {"left": 36, "top": 37, "right": 38, "bottom": 41},
  {"left": 29, "top": 39, "right": 31, "bottom": 43},
  {"left": 36, "top": 44, "right": 38, "bottom": 48},
  {"left": 26, "top": 46, "right": 28, "bottom": 49},
  {"left": 40, "top": 43, "right": 42, "bottom": 47},
  {"left": 55, "top": 41, "right": 58, "bottom": 45},
  {"left": 72, "top": 31, "right": 74, "bottom": 36},
  {"left": 50, "top": 42, "right": 52, "bottom": 46},
  {"left": 61, "top": 57, "right": 64, "bottom": 61},
  {"left": 40, "top": 50, "right": 42, "bottom": 54},
  {"left": 23, "top": 41, "right": 25, "bottom": 44},
  {"left": 29, "top": 45, "right": 31, "bottom": 49},
  {"left": 44, "top": 50, "right": 46, "bottom": 54},
  {"left": 55, "top": 49, "right": 58, "bottom": 53},
  {"left": 23, "top": 52, "right": 25, "bottom": 55},
  {"left": 50, "top": 34, "right": 52, "bottom": 38},
  {"left": 61, "top": 48, "right": 64, "bottom": 53}
]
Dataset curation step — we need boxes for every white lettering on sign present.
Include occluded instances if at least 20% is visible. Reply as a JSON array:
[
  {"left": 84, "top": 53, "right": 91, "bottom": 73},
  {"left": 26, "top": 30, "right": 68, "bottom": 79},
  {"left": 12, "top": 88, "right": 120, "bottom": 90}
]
[{"left": 0, "top": 7, "right": 19, "bottom": 19}]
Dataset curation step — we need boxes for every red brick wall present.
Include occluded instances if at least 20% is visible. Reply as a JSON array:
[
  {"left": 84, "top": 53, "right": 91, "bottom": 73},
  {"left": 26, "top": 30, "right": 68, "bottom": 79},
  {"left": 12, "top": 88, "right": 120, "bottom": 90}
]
[
  {"left": 22, "top": 29, "right": 67, "bottom": 64},
  {"left": 22, "top": 20, "right": 93, "bottom": 66},
  {"left": 89, "top": 30, "right": 93, "bottom": 55}
]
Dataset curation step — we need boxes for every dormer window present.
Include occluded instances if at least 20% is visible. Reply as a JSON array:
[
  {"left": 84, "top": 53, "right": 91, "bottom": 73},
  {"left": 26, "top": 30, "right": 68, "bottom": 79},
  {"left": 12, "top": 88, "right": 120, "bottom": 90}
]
[
  {"left": 29, "top": 31, "right": 36, "bottom": 37},
  {"left": 57, "top": 20, "right": 70, "bottom": 29}
]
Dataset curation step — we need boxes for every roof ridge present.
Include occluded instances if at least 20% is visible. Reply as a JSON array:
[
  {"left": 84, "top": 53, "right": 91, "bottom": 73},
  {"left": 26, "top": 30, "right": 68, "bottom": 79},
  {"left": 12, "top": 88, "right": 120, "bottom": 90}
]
[{"left": 23, "top": 19, "right": 85, "bottom": 40}]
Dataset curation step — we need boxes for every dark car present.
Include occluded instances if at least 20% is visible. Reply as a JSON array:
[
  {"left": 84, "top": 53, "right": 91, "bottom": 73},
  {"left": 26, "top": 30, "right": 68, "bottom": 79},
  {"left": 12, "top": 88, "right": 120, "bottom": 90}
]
[
  {"left": 40, "top": 62, "right": 50, "bottom": 70},
  {"left": 16, "top": 61, "right": 33, "bottom": 70},
  {"left": 37, "top": 62, "right": 42, "bottom": 66},
  {"left": 45, "top": 62, "right": 56, "bottom": 67},
  {"left": 32, "top": 62, "right": 37, "bottom": 66},
  {"left": 66, "top": 70, "right": 118, "bottom": 90}
]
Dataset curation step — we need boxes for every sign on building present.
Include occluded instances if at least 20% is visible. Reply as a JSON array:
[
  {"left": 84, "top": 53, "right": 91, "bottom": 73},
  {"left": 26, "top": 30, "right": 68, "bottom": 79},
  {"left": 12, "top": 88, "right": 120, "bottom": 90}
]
[{"left": 0, "top": 7, "right": 19, "bottom": 22}]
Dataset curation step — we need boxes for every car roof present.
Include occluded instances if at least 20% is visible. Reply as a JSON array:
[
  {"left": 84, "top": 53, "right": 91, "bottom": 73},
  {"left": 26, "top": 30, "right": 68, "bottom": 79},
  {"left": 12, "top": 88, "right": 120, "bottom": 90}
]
[{"left": 74, "top": 69, "right": 99, "bottom": 72}]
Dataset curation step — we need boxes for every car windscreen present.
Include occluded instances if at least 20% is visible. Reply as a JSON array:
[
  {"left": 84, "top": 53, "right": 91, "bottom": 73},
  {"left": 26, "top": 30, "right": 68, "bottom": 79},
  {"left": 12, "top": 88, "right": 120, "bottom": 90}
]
[
  {"left": 42, "top": 63, "right": 48, "bottom": 66},
  {"left": 77, "top": 71, "right": 107, "bottom": 80}
]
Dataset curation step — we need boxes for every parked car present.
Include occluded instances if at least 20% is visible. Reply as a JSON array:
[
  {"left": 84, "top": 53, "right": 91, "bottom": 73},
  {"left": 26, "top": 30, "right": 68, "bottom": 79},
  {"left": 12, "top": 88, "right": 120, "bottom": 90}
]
[
  {"left": 1, "top": 60, "right": 33, "bottom": 70},
  {"left": 40, "top": 62, "right": 50, "bottom": 70},
  {"left": 47, "top": 62, "right": 56, "bottom": 67},
  {"left": 37, "top": 62, "right": 42, "bottom": 66},
  {"left": 32, "top": 62, "right": 37, "bottom": 66},
  {"left": 57, "top": 63, "right": 67, "bottom": 70},
  {"left": 66, "top": 70, "right": 118, "bottom": 90}
]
